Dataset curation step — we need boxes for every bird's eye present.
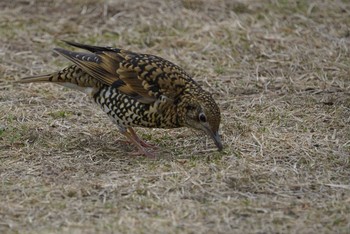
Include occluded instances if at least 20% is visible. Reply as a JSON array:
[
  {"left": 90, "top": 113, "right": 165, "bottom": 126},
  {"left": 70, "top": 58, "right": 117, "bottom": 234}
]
[{"left": 199, "top": 113, "right": 207, "bottom": 122}]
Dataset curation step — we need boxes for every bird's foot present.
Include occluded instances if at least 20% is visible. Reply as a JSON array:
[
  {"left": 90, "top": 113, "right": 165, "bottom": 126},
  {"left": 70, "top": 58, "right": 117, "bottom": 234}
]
[
  {"left": 126, "top": 127, "right": 159, "bottom": 150},
  {"left": 122, "top": 128, "right": 158, "bottom": 158},
  {"left": 115, "top": 138, "right": 158, "bottom": 150},
  {"left": 129, "top": 148, "right": 157, "bottom": 158},
  {"left": 115, "top": 139, "right": 132, "bottom": 145},
  {"left": 138, "top": 140, "right": 159, "bottom": 149}
]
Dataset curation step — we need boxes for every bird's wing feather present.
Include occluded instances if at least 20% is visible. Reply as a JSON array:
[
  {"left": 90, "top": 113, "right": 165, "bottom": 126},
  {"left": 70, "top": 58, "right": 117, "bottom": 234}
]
[
  {"left": 118, "top": 53, "right": 192, "bottom": 100},
  {"left": 55, "top": 41, "right": 194, "bottom": 104}
]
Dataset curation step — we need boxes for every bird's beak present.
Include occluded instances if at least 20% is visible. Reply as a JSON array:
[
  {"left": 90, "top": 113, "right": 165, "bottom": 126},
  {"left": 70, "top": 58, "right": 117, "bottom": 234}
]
[{"left": 206, "top": 129, "right": 223, "bottom": 151}]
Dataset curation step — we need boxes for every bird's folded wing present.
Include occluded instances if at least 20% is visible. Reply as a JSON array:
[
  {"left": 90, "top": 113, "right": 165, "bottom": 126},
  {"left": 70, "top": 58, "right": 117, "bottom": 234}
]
[{"left": 54, "top": 41, "right": 192, "bottom": 104}]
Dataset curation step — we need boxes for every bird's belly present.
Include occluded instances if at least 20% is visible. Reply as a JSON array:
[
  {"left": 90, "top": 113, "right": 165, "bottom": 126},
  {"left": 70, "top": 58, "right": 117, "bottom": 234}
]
[{"left": 93, "top": 86, "right": 158, "bottom": 128}]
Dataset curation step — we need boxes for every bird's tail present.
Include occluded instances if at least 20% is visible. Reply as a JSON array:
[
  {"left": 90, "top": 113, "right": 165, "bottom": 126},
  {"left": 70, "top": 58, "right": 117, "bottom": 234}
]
[
  {"left": 15, "top": 73, "right": 55, "bottom": 83},
  {"left": 17, "top": 65, "right": 83, "bottom": 84},
  {"left": 16, "top": 65, "right": 101, "bottom": 95}
]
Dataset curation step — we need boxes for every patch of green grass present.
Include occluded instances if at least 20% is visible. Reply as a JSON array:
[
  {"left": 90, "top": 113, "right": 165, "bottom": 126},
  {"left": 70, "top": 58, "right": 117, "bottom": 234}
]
[
  {"left": 230, "top": 2, "right": 250, "bottom": 14},
  {"left": 271, "top": 0, "right": 309, "bottom": 15},
  {"left": 0, "top": 128, "right": 5, "bottom": 137},
  {"left": 49, "top": 110, "right": 72, "bottom": 119},
  {"left": 0, "top": 124, "right": 28, "bottom": 144},
  {"left": 214, "top": 65, "right": 226, "bottom": 75},
  {"left": 332, "top": 216, "right": 347, "bottom": 226},
  {"left": 0, "top": 21, "right": 25, "bottom": 39}
]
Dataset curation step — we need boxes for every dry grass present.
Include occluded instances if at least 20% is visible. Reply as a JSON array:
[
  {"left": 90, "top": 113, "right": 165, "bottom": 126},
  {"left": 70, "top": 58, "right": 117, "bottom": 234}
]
[{"left": 1, "top": 0, "right": 350, "bottom": 233}]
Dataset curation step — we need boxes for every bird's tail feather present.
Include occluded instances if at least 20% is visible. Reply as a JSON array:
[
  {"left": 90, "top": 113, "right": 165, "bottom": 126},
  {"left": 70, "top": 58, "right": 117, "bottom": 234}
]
[
  {"left": 16, "top": 65, "right": 96, "bottom": 86},
  {"left": 16, "top": 65, "right": 102, "bottom": 95},
  {"left": 15, "top": 74, "right": 54, "bottom": 83}
]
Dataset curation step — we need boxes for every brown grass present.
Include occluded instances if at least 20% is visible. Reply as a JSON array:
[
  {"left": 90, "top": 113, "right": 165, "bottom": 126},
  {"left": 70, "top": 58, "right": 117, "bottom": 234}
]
[{"left": 1, "top": 0, "right": 349, "bottom": 233}]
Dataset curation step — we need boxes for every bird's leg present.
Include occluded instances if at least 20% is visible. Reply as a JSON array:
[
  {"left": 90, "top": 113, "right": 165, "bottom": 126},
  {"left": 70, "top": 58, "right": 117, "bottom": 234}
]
[
  {"left": 127, "top": 127, "right": 158, "bottom": 149},
  {"left": 121, "top": 130, "right": 155, "bottom": 158}
]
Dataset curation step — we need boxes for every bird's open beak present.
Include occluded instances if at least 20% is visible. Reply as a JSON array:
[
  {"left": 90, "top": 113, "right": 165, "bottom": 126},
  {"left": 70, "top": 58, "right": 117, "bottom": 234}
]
[{"left": 206, "top": 129, "right": 223, "bottom": 151}]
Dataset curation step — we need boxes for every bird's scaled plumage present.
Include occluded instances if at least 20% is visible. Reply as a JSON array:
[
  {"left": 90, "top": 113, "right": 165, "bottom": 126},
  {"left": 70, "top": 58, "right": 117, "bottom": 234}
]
[{"left": 17, "top": 41, "right": 223, "bottom": 156}]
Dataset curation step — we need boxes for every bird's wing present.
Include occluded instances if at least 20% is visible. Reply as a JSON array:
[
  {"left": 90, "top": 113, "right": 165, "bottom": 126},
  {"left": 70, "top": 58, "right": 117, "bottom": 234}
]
[
  {"left": 118, "top": 53, "right": 192, "bottom": 100},
  {"left": 54, "top": 41, "right": 193, "bottom": 104}
]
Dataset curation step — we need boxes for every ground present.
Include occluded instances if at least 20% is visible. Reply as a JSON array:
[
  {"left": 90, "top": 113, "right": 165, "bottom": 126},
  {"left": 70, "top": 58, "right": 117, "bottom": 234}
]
[{"left": 0, "top": 0, "right": 349, "bottom": 233}]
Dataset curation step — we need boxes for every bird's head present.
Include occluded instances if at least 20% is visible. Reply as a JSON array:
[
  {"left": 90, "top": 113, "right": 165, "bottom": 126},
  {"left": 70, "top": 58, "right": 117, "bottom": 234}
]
[{"left": 183, "top": 90, "right": 223, "bottom": 151}]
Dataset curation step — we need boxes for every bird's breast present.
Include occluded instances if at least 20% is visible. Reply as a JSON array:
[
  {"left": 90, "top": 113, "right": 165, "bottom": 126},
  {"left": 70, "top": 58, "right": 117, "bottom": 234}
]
[{"left": 93, "top": 86, "right": 182, "bottom": 129}]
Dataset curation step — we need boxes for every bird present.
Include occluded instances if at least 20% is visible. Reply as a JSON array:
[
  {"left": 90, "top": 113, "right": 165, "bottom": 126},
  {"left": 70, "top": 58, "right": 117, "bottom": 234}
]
[{"left": 17, "top": 41, "right": 223, "bottom": 157}]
